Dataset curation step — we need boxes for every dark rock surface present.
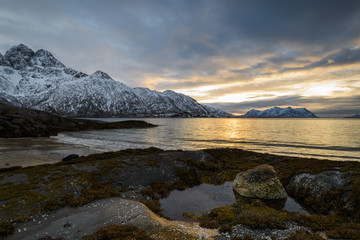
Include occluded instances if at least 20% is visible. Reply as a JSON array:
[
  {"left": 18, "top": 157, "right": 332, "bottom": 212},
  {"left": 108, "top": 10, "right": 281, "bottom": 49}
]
[
  {"left": 0, "top": 53, "right": 11, "bottom": 66},
  {"left": 287, "top": 171, "right": 348, "bottom": 197},
  {"left": 61, "top": 154, "right": 80, "bottom": 162},
  {"left": 287, "top": 170, "right": 353, "bottom": 215},
  {"left": 1, "top": 148, "right": 360, "bottom": 239},
  {"left": 7, "top": 198, "right": 219, "bottom": 240},
  {"left": 231, "top": 223, "right": 309, "bottom": 240},
  {"left": 3, "top": 44, "right": 35, "bottom": 70},
  {"left": 0, "top": 102, "right": 156, "bottom": 138}
]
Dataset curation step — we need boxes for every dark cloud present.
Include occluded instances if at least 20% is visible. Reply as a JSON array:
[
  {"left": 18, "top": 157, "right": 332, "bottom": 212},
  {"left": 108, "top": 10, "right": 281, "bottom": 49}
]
[
  {"left": 282, "top": 48, "right": 360, "bottom": 72},
  {"left": 219, "top": 0, "right": 360, "bottom": 47},
  {"left": 307, "top": 48, "right": 360, "bottom": 67},
  {"left": 1, "top": 0, "right": 360, "bottom": 116},
  {"left": 265, "top": 53, "right": 311, "bottom": 66},
  {"left": 2, "top": 0, "right": 360, "bottom": 74}
]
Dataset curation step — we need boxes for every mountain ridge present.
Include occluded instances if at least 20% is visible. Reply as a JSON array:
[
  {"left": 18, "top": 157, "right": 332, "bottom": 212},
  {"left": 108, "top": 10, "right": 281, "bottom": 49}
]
[
  {"left": 345, "top": 114, "right": 360, "bottom": 118},
  {"left": 0, "top": 44, "right": 232, "bottom": 118},
  {"left": 241, "top": 106, "right": 318, "bottom": 118}
]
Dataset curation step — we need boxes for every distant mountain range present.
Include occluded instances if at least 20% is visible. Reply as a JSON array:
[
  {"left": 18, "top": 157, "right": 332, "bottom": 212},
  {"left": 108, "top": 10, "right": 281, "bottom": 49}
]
[
  {"left": 241, "top": 107, "right": 318, "bottom": 118},
  {"left": 0, "top": 44, "right": 231, "bottom": 118},
  {"left": 346, "top": 114, "right": 360, "bottom": 118}
]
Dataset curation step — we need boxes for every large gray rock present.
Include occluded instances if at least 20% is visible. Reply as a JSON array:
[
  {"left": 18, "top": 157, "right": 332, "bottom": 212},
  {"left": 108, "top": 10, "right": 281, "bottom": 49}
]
[
  {"left": 287, "top": 171, "right": 347, "bottom": 197},
  {"left": 233, "top": 164, "right": 287, "bottom": 200},
  {"left": 8, "top": 198, "right": 220, "bottom": 240}
]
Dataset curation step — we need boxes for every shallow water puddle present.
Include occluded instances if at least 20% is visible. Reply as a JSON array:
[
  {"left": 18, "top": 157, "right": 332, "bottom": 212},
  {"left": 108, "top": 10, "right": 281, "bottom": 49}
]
[
  {"left": 160, "top": 182, "right": 308, "bottom": 221},
  {"left": 283, "top": 197, "right": 308, "bottom": 214},
  {"left": 160, "top": 182, "right": 236, "bottom": 221}
]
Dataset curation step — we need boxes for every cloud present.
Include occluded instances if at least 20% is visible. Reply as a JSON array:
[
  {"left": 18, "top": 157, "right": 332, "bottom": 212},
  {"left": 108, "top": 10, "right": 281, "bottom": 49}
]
[
  {"left": 219, "top": 0, "right": 360, "bottom": 47},
  {"left": 282, "top": 48, "right": 360, "bottom": 72},
  {"left": 228, "top": 62, "right": 270, "bottom": 76},
  {"left": 307, "top": 47, "right": 360, "bottom": 67},
  {"left": 207, "top": 96, "right": 360, "bottom": 117},
  {"left": 1, "top": 0, "right": 360, "bottom": 116}
]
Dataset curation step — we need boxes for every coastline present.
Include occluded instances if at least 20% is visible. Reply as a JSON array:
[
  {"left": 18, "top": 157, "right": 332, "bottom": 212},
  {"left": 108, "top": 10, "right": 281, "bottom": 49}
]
[
  {"left": 1, "top": 103, "right": 360, "bottom": 239},
  {"left": 0, "top": 137, "right": 100, "bottom": 168},
  {"left": 1, "top": 147, "right": 360, "bottom": 239}
]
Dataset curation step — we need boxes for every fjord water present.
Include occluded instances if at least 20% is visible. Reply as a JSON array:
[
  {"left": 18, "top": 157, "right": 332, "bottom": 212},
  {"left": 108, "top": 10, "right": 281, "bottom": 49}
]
[
  {"left": 55, "top": 118, "right": 360, "bottom": 162},
  {"left": 1, "top": 118, "right": 359, "bottom": 167}
]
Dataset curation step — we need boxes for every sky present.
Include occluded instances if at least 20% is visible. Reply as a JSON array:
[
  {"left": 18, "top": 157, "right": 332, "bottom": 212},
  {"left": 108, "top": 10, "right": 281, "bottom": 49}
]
[{"left": 1, "top": 0, "right": 360, "bottom": 117}]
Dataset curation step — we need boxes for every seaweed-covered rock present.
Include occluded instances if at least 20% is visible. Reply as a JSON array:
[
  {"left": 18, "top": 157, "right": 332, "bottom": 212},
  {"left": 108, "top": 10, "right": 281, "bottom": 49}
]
[
  {"left": 0, "top": 102, "right": 156, "bottom": 138},
  {"left": 233, "top": 164, "right": 287, "bottom": 199},
  {"left": 286, "top": 171, "right": 353, "bottom": 215},
  {"left": 62, "top": 154, "right": 80, "bottom": 162},
  {"left": 287, "top": 171, "right": 347, "bottom": 197}
]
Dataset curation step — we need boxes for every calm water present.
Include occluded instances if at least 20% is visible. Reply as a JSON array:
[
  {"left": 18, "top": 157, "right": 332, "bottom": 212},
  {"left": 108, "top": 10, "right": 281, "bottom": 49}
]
[
  {"left": 159, "top": 181, "right": 308, "bottom": 221},
  {"left": 1, "top": 118, "right": 359, "bottom": 167},
  {"left": 55, "top": 118, "right": 360, "bottom": 162}
]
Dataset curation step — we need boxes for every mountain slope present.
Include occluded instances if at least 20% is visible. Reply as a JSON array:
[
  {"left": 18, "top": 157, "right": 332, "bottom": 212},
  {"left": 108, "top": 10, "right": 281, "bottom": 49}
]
[
  {"left": 0, "top": 44, "right": 231, "bottom": 117},
  {"left": 242, "top": 107, "right": 317, "bottom": 118}
]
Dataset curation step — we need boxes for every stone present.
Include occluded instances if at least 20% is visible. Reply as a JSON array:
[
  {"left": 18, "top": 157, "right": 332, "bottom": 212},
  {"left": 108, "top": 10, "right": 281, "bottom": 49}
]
[
  {"left": 231, "top": 223, "right": 309, "bottom": 240},
  {"left": 12, "top": 117, "right": 25, "bottom": 124},
  {"left": 0, "top": 102, "right": 155, "bottom": 138},
  {"left": 7, "top": 198, "right": 220, "bottom": 240},
  {"left": 233, "top": 164, "right": 287, "bottom": 199},
  {"left": 61, "top": 154, "right": 80, "bottom": 162},
  {"left": 287, "top": 171, "right": 348, "bottom": 197}
]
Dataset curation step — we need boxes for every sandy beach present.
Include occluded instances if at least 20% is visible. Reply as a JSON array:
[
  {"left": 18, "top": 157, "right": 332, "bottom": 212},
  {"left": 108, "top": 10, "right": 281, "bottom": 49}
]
[{"left": 0, "top": 137, "right": 99, "bottom": 168}]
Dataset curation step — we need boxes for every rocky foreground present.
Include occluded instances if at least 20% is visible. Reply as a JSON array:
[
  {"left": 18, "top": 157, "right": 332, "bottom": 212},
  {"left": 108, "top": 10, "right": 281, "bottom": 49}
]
[
  {"left": 1, "top": 148, "right": 360, "bottom": 239},
  {"left": 0, "top": 102, "right": 156, "bottom": 138}
]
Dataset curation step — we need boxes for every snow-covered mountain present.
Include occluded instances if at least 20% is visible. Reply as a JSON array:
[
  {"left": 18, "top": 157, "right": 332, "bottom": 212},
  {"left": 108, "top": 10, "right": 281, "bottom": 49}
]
[
  {"left": 0, "top": 44, "right": 231, "bottom": 118},
  {"left": 242, "top": 107, "right": 317, "bottom": 118}
]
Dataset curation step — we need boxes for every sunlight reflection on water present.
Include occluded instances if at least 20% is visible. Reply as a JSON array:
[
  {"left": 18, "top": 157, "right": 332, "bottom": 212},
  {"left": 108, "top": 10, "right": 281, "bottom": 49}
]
[
  {"left": 55, "top": 118, "right": 360, "bottom": 161},
  {"left": 1, "top": 118, "right": 359, "bottom": 167}
]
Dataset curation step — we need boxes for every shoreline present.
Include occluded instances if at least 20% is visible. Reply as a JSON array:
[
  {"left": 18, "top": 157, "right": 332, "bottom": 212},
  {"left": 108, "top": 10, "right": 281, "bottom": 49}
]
[
  {"left": 1, "top": 138, "right": 359, "bottom": 170},
  {"left": 1, "top": 147, "right": 360, "bottom": 239},
  {"left": 2, "top": 139, "right": 359, "bottom": 170},
  {"left": 0, "top": 137, "right": 100, "bottom": 168}
]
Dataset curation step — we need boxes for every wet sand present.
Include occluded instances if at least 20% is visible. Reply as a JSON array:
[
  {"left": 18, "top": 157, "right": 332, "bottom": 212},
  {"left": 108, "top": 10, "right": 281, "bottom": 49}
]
[{"left": 0, "top": 137, "right": 100, "bottom": 168}]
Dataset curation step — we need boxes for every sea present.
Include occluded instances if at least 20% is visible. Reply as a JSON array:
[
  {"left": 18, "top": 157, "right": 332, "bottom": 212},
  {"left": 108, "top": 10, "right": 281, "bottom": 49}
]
[{"left": 0, "top": 118, "right": 359, "bottom": 167}]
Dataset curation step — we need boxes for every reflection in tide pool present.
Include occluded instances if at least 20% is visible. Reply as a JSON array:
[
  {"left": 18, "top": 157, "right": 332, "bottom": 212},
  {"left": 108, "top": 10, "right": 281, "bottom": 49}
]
[
  {"left": 159, "top": 182, "right": 308, "bottom": 221},
  {"left": 160, "top": 182, "right": 236, "bottom": 221},
  {"left": 55, "top": 118, "right": 360, "bottom": 162}
]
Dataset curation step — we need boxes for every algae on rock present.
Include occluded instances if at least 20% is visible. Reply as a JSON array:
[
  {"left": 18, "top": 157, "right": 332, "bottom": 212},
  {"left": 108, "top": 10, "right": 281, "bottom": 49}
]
[{"left": 233, "top": 164, "right": 287, "bottom": 200}]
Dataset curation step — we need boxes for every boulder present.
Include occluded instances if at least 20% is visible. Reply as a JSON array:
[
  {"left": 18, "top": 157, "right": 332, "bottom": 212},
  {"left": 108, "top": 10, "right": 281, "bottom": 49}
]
[
  {"left": 8, "top": 198, "right": 220, "bottom": 240},
  {"left": 233, "top": 164, "right": 287, "bottom": 199},
  {"left": 287, "top": 171, "right": 347, "bottom": 197}
]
